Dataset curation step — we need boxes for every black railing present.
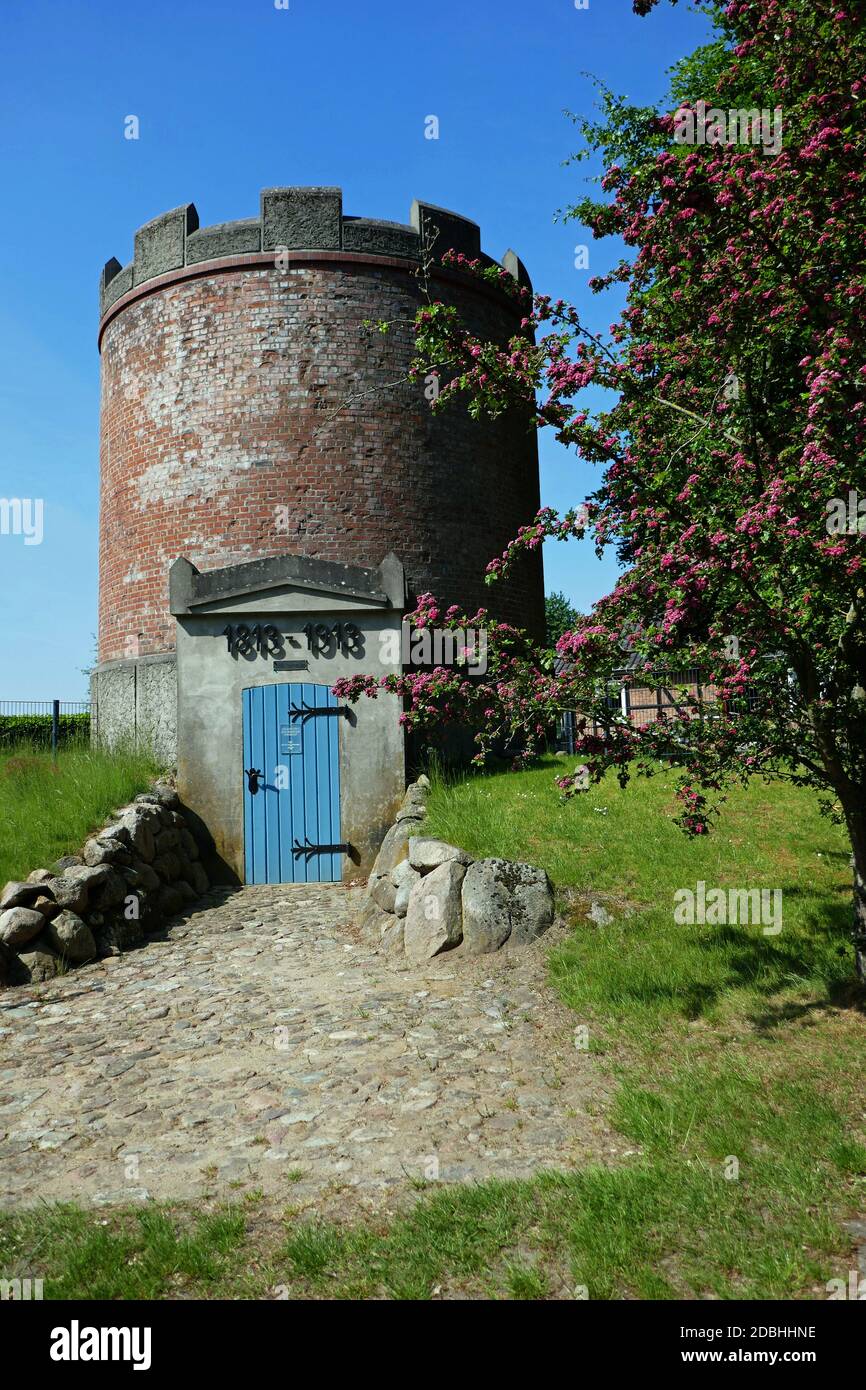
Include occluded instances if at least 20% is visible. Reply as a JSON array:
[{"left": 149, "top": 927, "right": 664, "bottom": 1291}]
[
  {"left": 0, "top": 700, "right": 91, "bottom": 752},
  {"left": 0, "top": 700, "right": 91, "bottom": 717}
]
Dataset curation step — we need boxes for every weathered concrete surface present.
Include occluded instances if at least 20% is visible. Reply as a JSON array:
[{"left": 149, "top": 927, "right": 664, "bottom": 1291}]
[
  {"left": 0, "top": 885, "right": 616, "bottom": 1211},
  {"left": 133, "top": 204, "right": 199, "bottom": 286},
  {"left": 260, "top": 186, "right": 343, "bottom": 250},
  {"left": 91, "top": 654, "right": 177, "bottom": 764}
]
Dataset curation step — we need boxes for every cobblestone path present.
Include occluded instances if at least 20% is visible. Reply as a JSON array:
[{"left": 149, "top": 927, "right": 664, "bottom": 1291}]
[{"left": 0, "top": 885, "right": 618, "bottom": 1210}]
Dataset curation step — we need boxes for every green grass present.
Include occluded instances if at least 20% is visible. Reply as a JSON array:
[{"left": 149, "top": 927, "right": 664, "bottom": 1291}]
[
  {"left": 425, "top": 757, "right": 855, "bottom": 1028},
  {"left": 422, "top": 755, "right": 848, "bottom": 909},
  {"left": 0, "top": 741, "right": 162, "bottom": 884},
  {"left": 0, "top": 1205, "right": 246, "bottom": 1300},
  {"left": 1, "top": 759, "right": 864, "bottom": 1299}
]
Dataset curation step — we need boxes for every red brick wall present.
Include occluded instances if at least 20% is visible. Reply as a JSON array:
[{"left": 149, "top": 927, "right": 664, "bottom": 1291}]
[{"left": 98, "top": 259, "right": 544, "bottom": 662}]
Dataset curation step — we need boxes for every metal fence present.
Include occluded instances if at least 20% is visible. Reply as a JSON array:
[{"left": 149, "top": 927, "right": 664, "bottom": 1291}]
[
  {"left": 0, "top": 700, "right": 92, "bottom": 753},
  {"left": 0, "top": 700, "right": 90, "bottom": 717}
]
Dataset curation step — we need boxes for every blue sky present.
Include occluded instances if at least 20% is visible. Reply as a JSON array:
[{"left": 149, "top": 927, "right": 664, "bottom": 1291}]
[{"left": 0, "top": 0, "right": 713, "bottom": 700}]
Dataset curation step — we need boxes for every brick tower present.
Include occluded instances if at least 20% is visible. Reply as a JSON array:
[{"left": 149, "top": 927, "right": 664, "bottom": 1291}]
[{"left": 91, "top": 187, "right": 545, "bottom": 877}]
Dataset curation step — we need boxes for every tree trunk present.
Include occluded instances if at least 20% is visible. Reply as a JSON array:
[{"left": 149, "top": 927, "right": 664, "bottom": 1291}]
[{"left": 846, "top": 808, "right": 866, "bottom": 983}]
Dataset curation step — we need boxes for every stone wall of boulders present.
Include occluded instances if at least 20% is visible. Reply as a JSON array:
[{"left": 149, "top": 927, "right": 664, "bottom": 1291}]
[
  {"left": 0, "top": 782, "right": 212, "bottom": 988},
  {"left": 358, "top": 777, "right": 556, "bottom": 963}
]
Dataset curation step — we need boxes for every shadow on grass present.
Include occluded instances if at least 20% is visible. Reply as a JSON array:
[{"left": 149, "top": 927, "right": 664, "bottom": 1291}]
[
  {"left": 693, "top": 900, "right": 857, "bottom": 1020},
  {"left": 746, "top": 986, "right": 866, "bottom": 1033},
  {"left": 555, "top": 885, "right": 857, "bottom": 1027}
]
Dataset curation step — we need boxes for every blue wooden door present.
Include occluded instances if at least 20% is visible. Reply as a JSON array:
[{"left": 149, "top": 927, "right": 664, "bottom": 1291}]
[{"left": 242, "top": 683, "right": 343, "bottom": 884}]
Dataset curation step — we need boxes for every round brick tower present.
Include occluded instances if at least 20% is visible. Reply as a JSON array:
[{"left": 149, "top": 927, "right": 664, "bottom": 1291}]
[{"left": 93, "top": 186, "right": 544, "bottom": 762}]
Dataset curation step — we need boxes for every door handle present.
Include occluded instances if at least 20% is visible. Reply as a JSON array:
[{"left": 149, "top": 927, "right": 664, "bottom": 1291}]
[{"left": 245, "top": 767, "right": 263, "bottom": 794}]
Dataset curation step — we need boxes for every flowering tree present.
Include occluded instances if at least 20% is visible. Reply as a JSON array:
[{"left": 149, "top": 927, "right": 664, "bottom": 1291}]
[{"left": 335, "top": 0, "right": 866, "bottom": 977}]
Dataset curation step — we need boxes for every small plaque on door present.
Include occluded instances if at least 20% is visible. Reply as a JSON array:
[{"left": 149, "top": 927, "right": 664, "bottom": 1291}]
[{"left": 280, "top": 724, "right": 302, "bottom": 756}]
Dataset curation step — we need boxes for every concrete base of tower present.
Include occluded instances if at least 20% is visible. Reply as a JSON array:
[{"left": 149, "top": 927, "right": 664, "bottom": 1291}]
[
  {"left": 93, "top": 551, "right": 413, "bottom": 884},
  {"left": 90, "top": 653, "right": 178, "bottom": 764},
  {"left": 169, "top": 550, "right": 408, "bottom": 884}
]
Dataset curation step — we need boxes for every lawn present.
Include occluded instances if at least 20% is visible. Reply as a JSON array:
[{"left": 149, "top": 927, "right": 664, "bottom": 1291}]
[
  {"left": 423, "top": 756, "right": 856, "bottom": 1027},
  {"left": 0, "top": 741, "right": 162, "bottom": 886},
  {"left": 1, "top": 758, "right": 864, "bottom": 1299}
]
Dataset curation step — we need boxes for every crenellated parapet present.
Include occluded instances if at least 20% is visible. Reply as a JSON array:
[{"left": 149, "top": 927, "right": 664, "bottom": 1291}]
[{"left": 99, "top": 186, "right": 531, "bottom": 318}]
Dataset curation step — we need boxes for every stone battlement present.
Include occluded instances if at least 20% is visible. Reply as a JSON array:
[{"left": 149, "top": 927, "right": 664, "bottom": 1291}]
[{"left": 99, "top": 186, "right": 531, "bottom": 318}]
